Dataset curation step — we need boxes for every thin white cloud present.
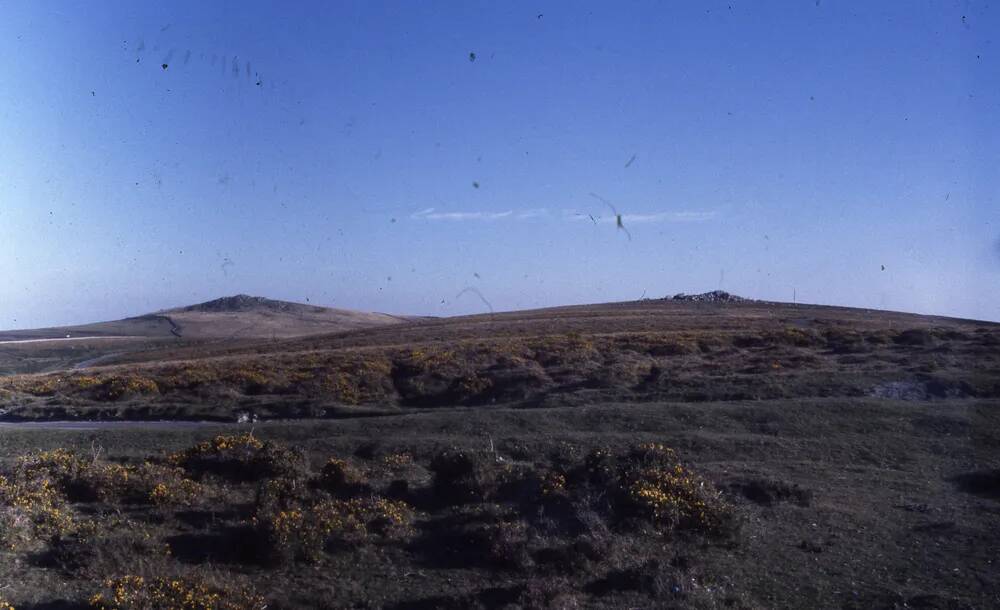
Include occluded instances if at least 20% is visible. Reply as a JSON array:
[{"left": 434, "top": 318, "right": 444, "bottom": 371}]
[
  {"left": 409, "top": 206, "right": 712, "bottom": 223},
  {"left": 516, "top": 208, "right": 549, "bottom": 219},
  {"left": 566, "top": 210, "right": 717, "bottom": 224},
  {"left": 412, "top": 207, "right": 544, "bottom": 221},
  {"left": 623, "top": 211, "right": 717, "bottom": 223}
]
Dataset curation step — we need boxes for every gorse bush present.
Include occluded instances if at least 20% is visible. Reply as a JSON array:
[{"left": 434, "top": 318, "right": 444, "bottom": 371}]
[
  {"left": 429, "top": 448, "right": 502, "bottom": 505},
  {"left": 15, "top": 448, "right": 86, "bottom": 482},
  {"left": 380, "top": 451, "right": 414, "bottom": 469},
  {"left": 539, "top": 470, "right": 567, "bottom": 497},
  {"left": 20, "top": 374, "right": 161, "bottom": 401},
  {"left": 1, "top": 447, "right": 211, "bottom": 552},
  {"left": 575, "top": 443, "right": 734, "bottom": 536},
  {"left": 93, "top": 375, "right": 160, "bottom": 401},
  {"left": 169, "top": 433, "right": 307, "bottom": 482},
  {"left": 424, "top": 443, "right": 734, "bottom": 538},
  {"left": 318, "top": 457, "right": 367, "bottom": 494},
  {"left": 15, "top": 449, "right": 201, "bottom": 506},
  {"left": 171, "top": 432, "right": 264, "bottom": 461},
  {"left": 223, "top": 366, "right": 273, "bottom": 393},
  {"left": 622, "top": 459, "right": 726, "bottom": 532},
  {"left": 0, "top": 434, "right": 741, "bottom": 608},
  {"left": 157, "top": 365, "right": 220, "bottom": 391},
  {"left": 250, "top": 468, "right": 415, "bottom": 564},
  {"left": 89, "top": 575, "right": 266, "bottom": 610},
  {"left": 142, "top": 463, "right": 204, "bottom": 506},
  {"left": 250, "top": 494, "right": 415, "bottom": 564},
  {"left": 69, "top": 375, "right": 102, "bottom": 389},
  {"left": 0, "top": 473, "right": 74, "bottom": 549},
  {"left": 1, "top": 449, "right": 88, "bottom": 548}
]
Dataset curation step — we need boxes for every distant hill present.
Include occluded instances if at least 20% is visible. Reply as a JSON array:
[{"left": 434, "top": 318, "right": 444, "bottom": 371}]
[
  {"left": 166, "top": 295, "right": 326, "bottom": 314},
  {"left": 0, "top": 295, "right": 412, "bottom": 342},
  {"left": 0, "top": 294, "right": 416, "bottom": 374},
  {"left": 150, "top": 294, "right": 412, "bottom": 339}
]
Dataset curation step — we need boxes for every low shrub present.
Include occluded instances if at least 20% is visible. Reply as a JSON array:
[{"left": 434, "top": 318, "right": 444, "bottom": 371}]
[
  {"left": 23, "top": 378, "right": 58, "bottom": 396},
  {"left": 251, "top": 477, "right": 414, "bottom": 564},
  {"left": 377, "top": 452, "right": 415, "bottom": 474},
  {"left": 92, "top": 375, "right": 160, "bottom": 401},
  {"left": 48, "top": 517, "right": 170, "bottom": 579},
  {"left": 88, "top": 575, "right": 266, "bottom": 610},
  {"left": 893, "top": 328, "right": 936, "bottom": 346},
  {"left": 215, "top": 362, "right": 304, "bottom": 395},
  {"left": 15, "top": 448, "right": 87, "bottom": 482},
  {"left": 539, "top": 470, "right": 567, "bottom": 497},
  {"left": 567, "top": 444, "right": 735, "bottom": 537},
  {"left": 170, "top": 433, "right": 307, "bottom": 482},
  {"left": 16, "top": 449, "right": 201, "bottom": 506},
  {"left": 69, "top": 375, "right": 102, "bottom": 389},
  {"left": 157, "top": 366, "right": 219, "bottom": 391},
  {"left": 648, "top": 340, "right": 696, "bottom": 356},
  {"left": 429, "top": 449, "right": 501, "bottom": 505},
  {"left": 0, "top": 474, "right": 75, "bottom": 549},
  {"left": 250, "top": 494, "right": 414, "bottom": 564},
  {"left": 319, "top": 356, "right": 394, "bottom": 404},
  {"left": 318, "top": 458, "right": 368, "bottom": 495},
  {"left": 477, "top": 519, "right": 532, "bottom": 570},
  {"left": 823, "top": 328, "right": 868, "bottom": 354},
  {"left": 142, "top": 465, "right": 204, "bottom": 506},
  {"left": 530, "top": 333, "right": 598, "bottom": 367},
  {"left": 617, "top": 444, "right": 734, "bottom": 535},
  {"left": 254, "top": 477, "right": 312, "bottom": 514},
  {"left": 769, "top": 327, "right": 821, "bottom": 347}
]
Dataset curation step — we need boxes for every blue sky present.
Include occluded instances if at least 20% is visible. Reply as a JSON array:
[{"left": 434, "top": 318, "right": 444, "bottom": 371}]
[{"left": 0, "top": 0, "right": 997, "bottom": 328}]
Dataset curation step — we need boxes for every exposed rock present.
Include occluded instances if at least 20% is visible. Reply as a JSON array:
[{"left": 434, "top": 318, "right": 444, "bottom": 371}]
[
  {"left": 173, "top": 295, "right": 314, "bottom": 313},
  {"left": 669, "top": 290, "right": 750, "bottom": 303},
  {"left": 234, "top": 409, "right": 258, "bottom": 424}
]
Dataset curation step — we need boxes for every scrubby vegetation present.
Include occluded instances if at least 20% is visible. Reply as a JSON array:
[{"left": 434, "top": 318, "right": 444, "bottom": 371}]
[
  {"left": 0, "top": 433, "right": 750, "bottom": 608},
  {"left": 3, "top": 319, "right": 997, "bottom": 422},
  {"left": 0, "top": 301, "right": 996, "bottom": 607},
  {"left": 16, "top": 448, "right": 203, "bottom": 506},
  {"left": 0, "top": 470, "right": 73, "bottom": 550},
  {"left": 88, "top": 575, "right": 266, "bottom": 610},
  {"left": 168, "top": 432, "right": 306, "bottom": 482}
]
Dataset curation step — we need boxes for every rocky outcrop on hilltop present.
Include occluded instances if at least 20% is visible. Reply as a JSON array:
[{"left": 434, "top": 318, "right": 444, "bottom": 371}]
[
  {"left": 171, "top": 295, "right": 313, "bottom": 313},
  {"left": 669, "top": 290, "right": 750, "bottom": 303}
]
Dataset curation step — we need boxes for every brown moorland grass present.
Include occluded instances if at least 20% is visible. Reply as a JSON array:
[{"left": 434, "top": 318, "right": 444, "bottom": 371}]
[{"left": 2, "top": 316, "right": 997, "bottom": 422}]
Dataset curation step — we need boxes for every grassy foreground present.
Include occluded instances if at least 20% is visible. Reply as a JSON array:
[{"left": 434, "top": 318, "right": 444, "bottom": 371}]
[{"left": 0, "top": 398, "right": 997, "bottom": 609}]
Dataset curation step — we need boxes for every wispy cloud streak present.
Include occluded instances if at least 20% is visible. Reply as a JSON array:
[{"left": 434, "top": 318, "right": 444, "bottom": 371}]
[
  {"left": 411, "top": 207, "right": 714, "bottom": 223},
  {"left": 567, "top": 210, "right": 717, "bottom": 224},
  {"left": 412, "top": 207, "right": 550, "bottom": 221},
  {"left": 412, "top": 208, "right": 514, "bottom": 221}
]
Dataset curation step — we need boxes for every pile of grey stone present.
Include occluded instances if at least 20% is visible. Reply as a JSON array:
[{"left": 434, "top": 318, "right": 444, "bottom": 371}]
[{"left": 669, "top": 290, "right": 750, "bottom": 303}]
